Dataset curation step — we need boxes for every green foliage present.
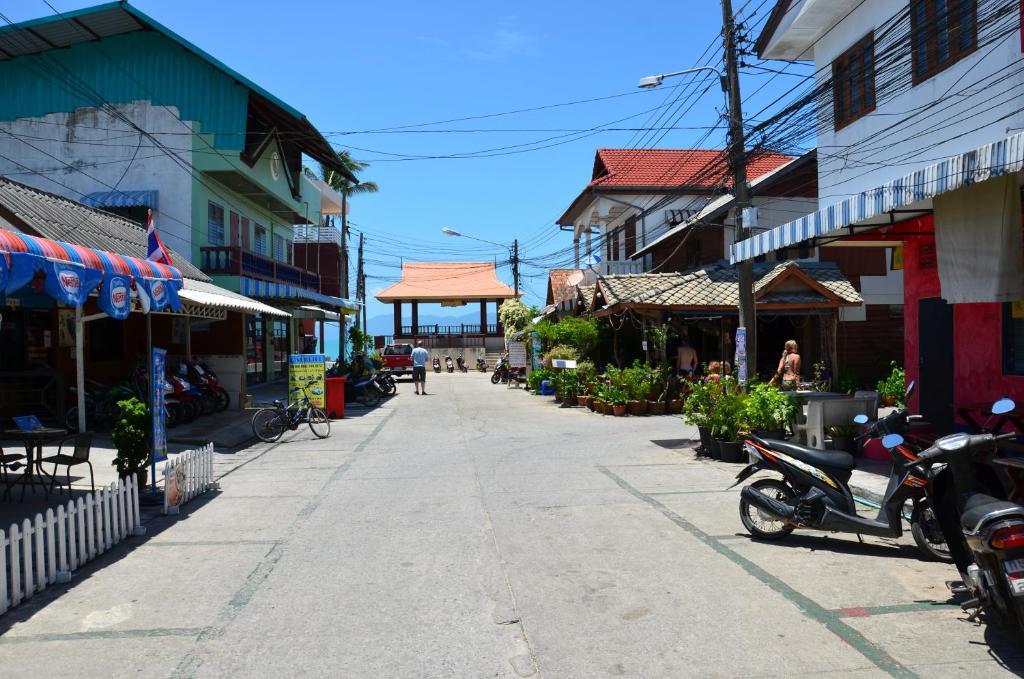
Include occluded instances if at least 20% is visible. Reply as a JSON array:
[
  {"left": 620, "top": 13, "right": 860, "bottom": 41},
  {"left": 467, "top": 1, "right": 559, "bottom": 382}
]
[
  {"left": 554, "top": 369, "right": 582, "bottom": 399},
  {"left": 682, "top": 380, "right": 716, "bottom": 428},
  {"left": 599, "top": 384, "right": 630, "bottom": 406},
  {"left": 834, "top": 368, "right": 858, "bottom": 395},
  {"left": 648, "top": 323, "right": 668, "bottom": 358},
  {"left": 684, "top": 379, "right": 746, "bottom": 441},
  {"left": 534, "top": 316, "right": 600, "bottom": 359},
  {"left": 574, "top": 359, "right": 597, "bottom": 386},
  {"left": 743, "top": 383, "right": 796, "bottom": 432},
  {"left": 619, "top": 361, "right": 655, "bottom": 400},
  {"left": 110, "top": 397, "right": 149, "bottom": 475},
  {"left": 499, "top": 299, "right": 532, "bottom": 338},
  {"left": 348, "top": 326, "right": 375, "bottom": 355},
  {"left": 876, "top": 361, "right": 906, "bottom": 404}
]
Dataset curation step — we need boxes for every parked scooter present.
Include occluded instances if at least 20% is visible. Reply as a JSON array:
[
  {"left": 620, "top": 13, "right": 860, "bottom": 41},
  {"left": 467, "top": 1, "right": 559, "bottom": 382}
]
[
  {"left": 923, "top": 397, "right": 1024, "bottom": 635},
  {"left": 184, "top": 360, "right": 230, "bottom": 412},
  {"left": 732, "top": 382, "right": 952, "bottom": 560},
  {"left": 433, "top": 356, "right": 441, "bottom": 373},
  {"left": 445, "top": 355, "right": 454, "bottom": 373},
  {"left": 344, "top": 373, "right": 384, "bottom": 407},
  {"left": 456, "top": 353, "right": 468, "bottom": 373},
  {"left": 374, "top": 370, "right": 398, "bottom": 397},
  {"left": 477, "top": 356, "right": 487, "bottom": 372},
  {"left": 491, "top": 355, "right": 509, "bottom": 384}
]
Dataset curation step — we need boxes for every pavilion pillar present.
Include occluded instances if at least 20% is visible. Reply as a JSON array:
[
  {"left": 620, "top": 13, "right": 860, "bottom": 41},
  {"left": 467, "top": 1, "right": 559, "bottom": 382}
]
[
  {"left": 411, "top": 301, "right": 419, "bottom": 335},
  {"left": 480, "top": 300, "right": 487, "bottom": 336},
  {"left": 494, "top": 299, "right": 501, "bottom": 335},
  {"left": 393, "top": 300, "right": 402, "bottom": 337}
]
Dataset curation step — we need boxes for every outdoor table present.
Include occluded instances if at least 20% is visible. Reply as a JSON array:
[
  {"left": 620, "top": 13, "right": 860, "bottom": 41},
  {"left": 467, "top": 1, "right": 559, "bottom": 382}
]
[
  {"left": 2, "top": 427, "right": 66, "bottom": 500},
  {"left": 955, "top": 402, "right": 1024, "bottom": 434}
]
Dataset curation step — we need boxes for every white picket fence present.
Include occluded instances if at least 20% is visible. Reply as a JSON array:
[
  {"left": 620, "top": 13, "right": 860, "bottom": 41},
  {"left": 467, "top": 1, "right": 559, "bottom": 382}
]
[
  {"left": 0, "top": 475, "right": 142, "bottom": 614},
  {"left": 162, "top": 443, "right": 218, "bottom": 515}
]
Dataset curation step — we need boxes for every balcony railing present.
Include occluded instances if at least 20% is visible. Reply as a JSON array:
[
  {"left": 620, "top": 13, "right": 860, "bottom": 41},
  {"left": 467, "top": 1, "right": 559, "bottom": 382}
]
[
  {"left": 398, "top": 324, "right": 501, "bottom": 336},
  {"left": 201, "top": 245, "right": 320, "bottom": 290}
]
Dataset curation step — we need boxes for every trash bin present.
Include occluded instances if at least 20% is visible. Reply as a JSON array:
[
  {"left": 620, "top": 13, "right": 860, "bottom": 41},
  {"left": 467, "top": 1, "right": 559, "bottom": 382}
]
[{"left": 326, "top": 377, "right": 346, "bottom": 419}]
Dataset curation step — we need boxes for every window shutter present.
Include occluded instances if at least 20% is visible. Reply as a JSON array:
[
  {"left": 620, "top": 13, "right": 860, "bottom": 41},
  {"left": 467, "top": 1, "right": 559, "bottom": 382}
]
[{"left": 241, "top": 217, "right": 250, "bottom": 250}]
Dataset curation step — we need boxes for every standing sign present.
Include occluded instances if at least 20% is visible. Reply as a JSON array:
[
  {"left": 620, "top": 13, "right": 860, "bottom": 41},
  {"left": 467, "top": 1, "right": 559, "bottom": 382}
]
[
  {"left": 288, "top": 353, "right": 326, "bottom": 407},
  {"left": 734, "top": 327, "right": 748, "bottom": 384},
  {"left": 508, "top": 342, "right": 528, "bottom": 369},
  {"left": 530, "top": 333, "right": 542, "bottom": 372},
  {"left": 151, "top": 346, "right": 168, "bottom": 464}
]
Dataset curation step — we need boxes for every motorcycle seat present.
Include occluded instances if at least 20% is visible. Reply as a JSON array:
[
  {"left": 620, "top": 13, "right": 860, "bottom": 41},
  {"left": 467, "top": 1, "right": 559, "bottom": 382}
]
[
  {"left": 758, "top": 438, "right": 856, "bottom": 471},
  {"left": 960, "top": 493, "right": 1024, "bottom": 532}
]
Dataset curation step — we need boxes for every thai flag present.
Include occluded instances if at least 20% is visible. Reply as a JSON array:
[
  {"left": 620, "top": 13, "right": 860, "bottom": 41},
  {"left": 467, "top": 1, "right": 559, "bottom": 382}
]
[{"left": 146, "top": 209, "right": 173, "bottom": 266}]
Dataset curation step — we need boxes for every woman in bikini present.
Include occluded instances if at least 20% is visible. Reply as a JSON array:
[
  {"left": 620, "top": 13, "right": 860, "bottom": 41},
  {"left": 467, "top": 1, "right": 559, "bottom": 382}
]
[{"left": 775, "top": 340, "right": 801, "bottom": 390}]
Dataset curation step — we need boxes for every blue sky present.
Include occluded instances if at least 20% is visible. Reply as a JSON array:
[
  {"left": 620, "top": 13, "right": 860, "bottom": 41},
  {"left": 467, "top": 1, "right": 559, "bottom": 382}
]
[{"left": 10, "top": 0, "right": 810, "bottom": 334}]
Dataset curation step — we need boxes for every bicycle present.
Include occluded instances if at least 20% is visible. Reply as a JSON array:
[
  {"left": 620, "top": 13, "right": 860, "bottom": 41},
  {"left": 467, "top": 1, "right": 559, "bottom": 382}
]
[{"left": 251, "top": 381, "right": 331, "bottom": 443}]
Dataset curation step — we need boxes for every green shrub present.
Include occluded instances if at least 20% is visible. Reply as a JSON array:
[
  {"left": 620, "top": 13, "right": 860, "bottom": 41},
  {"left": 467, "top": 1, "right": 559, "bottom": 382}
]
[
  {"left": 554, "top": 369, "right": 582, "bottom": 398},
  {"left": 542, "top": 344, "right": 579, "bottom": 368},
  {"left": 111, "top": 397, "right": 150, "bottom": 476},
  {"left": 876, "top": 361, "right": 906, "bottom": 405},
  {"left": 527, "top": 368, "right": 554, "bottom": 392},
  {"left": 499, "top": 299, "right": 532, "bottom": 339},
  {"left": 743, "top": 383, "right": 796, "bottom": 433}
]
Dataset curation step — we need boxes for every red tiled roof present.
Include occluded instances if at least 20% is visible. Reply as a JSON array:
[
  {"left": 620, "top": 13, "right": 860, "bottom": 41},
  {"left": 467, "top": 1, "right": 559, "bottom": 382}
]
[
  {"left": 546, "top": 269, "right": 585, "bottom": 305},
  {"left": 375, "top": 262, "right": 518, "bottom": 302},
  {"left": 589, "top": 148, "right": 794, "bottom": 189}
]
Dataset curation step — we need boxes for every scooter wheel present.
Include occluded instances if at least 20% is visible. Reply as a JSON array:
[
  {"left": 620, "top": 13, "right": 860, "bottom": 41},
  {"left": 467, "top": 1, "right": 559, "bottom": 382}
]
[
  {"left": 739, "top": 478, "right": 796, "bottom": 540},
  {"left": 490, "top": 372, "right": 501, "bottom": 384},
  {"left": 359, "top": 388, "right": 382, "bottom": 407},
  {"left": 910, "top": 504, "right": 953, "bottom": 563}
]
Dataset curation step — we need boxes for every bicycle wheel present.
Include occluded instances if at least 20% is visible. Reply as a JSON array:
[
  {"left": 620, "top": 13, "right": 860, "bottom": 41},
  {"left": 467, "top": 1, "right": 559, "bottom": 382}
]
[
  {"left": 252, "top": 408, "right": 286, "bottom": 442},
  {"left": 307, "top": 407, "right": 331, "bottom": 438}
]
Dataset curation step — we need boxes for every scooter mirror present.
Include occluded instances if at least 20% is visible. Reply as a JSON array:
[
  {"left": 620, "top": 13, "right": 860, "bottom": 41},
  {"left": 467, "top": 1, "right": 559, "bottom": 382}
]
[
  {"left": 881, "top": 433, "right": 904, "bottom": 449},
  {"left": 853, "top": 414, "right": 869, "bottom": 425},
  {"left": 992, "top": 397, "right": 1016, "bottom": 415},
  {"left": 905, "top": 380, "right": 916, "bottom": 399}
]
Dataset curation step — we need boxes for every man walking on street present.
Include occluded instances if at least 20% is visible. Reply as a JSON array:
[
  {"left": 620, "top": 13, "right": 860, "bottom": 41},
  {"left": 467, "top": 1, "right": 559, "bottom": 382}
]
[{"left": 412, "top": 341, "right": 429, "bottom": 395}]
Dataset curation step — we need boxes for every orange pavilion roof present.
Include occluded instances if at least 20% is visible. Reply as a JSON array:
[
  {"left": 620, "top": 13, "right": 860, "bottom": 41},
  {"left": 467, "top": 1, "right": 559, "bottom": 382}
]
[{"left": 375, "top": 262, "right": 518, "bottom": 302}]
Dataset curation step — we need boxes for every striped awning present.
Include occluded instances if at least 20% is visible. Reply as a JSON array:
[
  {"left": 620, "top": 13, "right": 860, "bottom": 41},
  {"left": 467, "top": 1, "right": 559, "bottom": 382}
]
[
  {"left": 0, "top": 226, "right": 183, "bottom": 314},
  {"left": 80, "top": 189, "right": 158, "bottom": 210},
  {"left": 731, "top": 132, "right": 1024, "bottom": 263},
  {"left": 240, "top": 277, "right": 359, "bottom": 312}
]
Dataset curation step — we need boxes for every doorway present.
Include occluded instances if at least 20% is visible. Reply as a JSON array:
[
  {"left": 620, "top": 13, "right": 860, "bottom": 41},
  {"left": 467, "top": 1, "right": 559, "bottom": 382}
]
[{"left": 918, "top": 297, "right": 954, "bottom": 433}]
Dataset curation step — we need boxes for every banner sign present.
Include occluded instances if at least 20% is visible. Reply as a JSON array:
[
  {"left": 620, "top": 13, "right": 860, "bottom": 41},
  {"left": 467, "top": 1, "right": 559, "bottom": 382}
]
[
  {"left": 137, "top": 277, "right": 182, "bottom": 313},
  {"left": 41, "top": 261, "right": 103, "bottom": 306},
  {"left": 734, "top": 326, "right": 748, "bottom": 384},
  {"left": 508, "top": 342, "right": 528, "bottom": 369},
  {"left": 0, "top": 253, "right": 8, "bottom": 293},
  {"left": 530, "top": 333, "right": 542, "bottom": 372},
  {"left": 151, "top": 346, "right": 168, "bottom": 465},
  {"left": 288, "top": 353, "right": 326, "bottom": 407},
  {"left": 97, "top": 274, "right": 131, "bottom": 320}
]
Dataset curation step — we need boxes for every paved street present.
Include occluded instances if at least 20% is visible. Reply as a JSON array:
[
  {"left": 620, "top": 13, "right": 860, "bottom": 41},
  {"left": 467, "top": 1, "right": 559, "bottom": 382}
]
[{"left": 2, "top": 374, "right": 1023, "bottom": 678}]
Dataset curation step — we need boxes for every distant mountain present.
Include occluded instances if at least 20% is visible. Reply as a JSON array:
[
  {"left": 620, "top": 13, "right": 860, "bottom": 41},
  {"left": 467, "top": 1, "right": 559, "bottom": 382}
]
[{"left": 366, "top": 311, "right": 486, "bottom": 336}]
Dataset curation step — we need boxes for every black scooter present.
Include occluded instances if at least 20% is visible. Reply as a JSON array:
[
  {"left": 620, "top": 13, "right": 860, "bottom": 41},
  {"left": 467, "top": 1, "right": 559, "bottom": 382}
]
[
  {"left": 924, "top": 397, "right": 1024, "bottom": 635},
  {"left": 456, "top": 353, "right": 468, "bottom": 373},
  {"left": 432, "top": 356, "right": 441, "bottom": 373},
  {"left": 477, "top": 356, "right": 487, "bottom": 372},
  {"left": 445, "top": 355, "right": 454, "bottom": 373},
  {"left": 733, "top": 383, "right": 949, "bottom": 559}
]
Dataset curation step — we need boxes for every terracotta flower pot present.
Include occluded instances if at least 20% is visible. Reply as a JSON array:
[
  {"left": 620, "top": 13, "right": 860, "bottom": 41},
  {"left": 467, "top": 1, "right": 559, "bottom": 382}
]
[
  {"left": 629, "top": 400, "right": 648, "bottom": 416},
  {"left": 596, "top": 400, "right": 606, "bottom": 414},
  {"left": 587, "top": 397, "right": 596, "bottom": 412},
  {"left": 668, "top": 399, "right": 684, "bottom": 414},
  {"left": 612, "top": 404, "right": 627, "bottom": 416},
  {"left": 648, "top": 400, "right": 666, "bottom": 416},
  {"left": 881, "top": 395, "right": 896, "bottom": 407},
  {"left": 576, "top": 395, "right": 589, "bottom": 407}
]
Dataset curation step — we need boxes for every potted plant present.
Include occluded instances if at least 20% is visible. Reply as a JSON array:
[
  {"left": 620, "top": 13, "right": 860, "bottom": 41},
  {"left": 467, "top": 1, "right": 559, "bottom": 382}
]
[
  {"left": 710, "top": 387, "right": 747, "bottom": 463},
  {"left": 828, "top": 423, "right": 859, "bottom": 454},
  {"left": 607, "top": 386, "right": 629, "bottom": 416},
  {"left": 558, "top": 370, "right": 581, "bottom": 407},
  {"left": 876, "top": 361, "right": 905, "bottom": 407},
  {"left": 743, "top": 383, "right": 795, "bottom": 440},
  {"left": 111, "top": 397, "right": 150, "bottom": 488}
]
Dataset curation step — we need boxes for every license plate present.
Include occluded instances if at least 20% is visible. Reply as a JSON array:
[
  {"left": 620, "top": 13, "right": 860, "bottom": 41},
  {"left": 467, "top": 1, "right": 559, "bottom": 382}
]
[{"left": 1005, "top": 558, "right": 1024, "bottom": 574}]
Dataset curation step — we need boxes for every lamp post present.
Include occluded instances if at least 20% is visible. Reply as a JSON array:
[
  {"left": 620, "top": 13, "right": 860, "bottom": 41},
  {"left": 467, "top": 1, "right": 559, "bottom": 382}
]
[{"left": 441, "top": 227, "right": 519, "bottom": 296}]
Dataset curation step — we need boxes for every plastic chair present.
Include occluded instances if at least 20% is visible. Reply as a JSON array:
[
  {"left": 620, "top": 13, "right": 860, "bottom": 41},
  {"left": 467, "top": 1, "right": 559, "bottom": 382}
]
[
  {"left": 0, "top": 445, "right": 24, "bottom": 501},
  {"left": 42, "top": 432, "right": 95, "bottom": 495}
]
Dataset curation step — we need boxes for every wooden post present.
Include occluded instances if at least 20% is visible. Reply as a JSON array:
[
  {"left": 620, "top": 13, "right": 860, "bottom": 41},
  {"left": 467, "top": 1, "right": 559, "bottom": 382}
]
[
  {"left": 411, "top": 301, "right": 419, "bottom": 335},
  {"left": 480, "top": 300, "right": 487, "bottom": 336},
  {"left": 393, "top": 301, "right": 402, "bottom": 337}
]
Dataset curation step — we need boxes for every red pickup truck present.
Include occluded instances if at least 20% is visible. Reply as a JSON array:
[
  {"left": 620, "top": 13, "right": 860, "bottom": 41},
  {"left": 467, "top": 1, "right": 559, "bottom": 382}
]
[{"left": 382, "top": 343, "right": 414, "bottom": 378}]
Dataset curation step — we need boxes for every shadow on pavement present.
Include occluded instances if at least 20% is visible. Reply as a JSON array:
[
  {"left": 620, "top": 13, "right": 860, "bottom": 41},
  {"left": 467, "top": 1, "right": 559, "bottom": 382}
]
[{"left": 737, "top": 531, "right": 927, "bottom": 560}]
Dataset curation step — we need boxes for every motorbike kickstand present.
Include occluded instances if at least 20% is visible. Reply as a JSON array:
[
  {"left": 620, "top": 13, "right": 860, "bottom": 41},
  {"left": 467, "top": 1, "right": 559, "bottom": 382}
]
[{"left": 856, "top": 533, "right": 864, "bottom": 544}]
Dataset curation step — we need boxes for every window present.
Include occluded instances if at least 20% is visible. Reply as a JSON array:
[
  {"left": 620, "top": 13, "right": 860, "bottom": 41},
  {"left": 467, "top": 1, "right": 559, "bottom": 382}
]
[
  {"left": 911, "top": 0, "right": 977, "bottom": 84},
  {"left": 273, "top": 233, "right": 289, "bottom": 263},
  {"left": 833, "top": 33, "right": 876, "bottom": 130},
  {"left": 208, "top": 201, "right": 225, "bottom": 245},
  {"left": 1003, "top": 303, "right": 1024, "bottom": 375},
  {"left": 254, "top": 224, "right": 267, "bottom": 255},
  {"left": 624, "top": 218, "right": 637, "bottom": 258}
]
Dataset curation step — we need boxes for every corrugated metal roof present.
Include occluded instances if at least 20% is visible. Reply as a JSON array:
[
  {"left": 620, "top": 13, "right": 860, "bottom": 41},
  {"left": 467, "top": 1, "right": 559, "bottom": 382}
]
[
  {"left": 179, "top": 278, "right": 289, "bottom": 317},
  {"left": 0, "top": 177, "right": 208, "bottom": 281}
]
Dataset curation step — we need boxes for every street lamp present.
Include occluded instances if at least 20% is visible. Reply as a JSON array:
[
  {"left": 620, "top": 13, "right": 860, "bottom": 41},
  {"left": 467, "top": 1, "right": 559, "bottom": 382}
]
[
  {"left": 442, "top": 227, "right": 519, "bottom": 295},
  {"left": 637, "top": 66, "right": 729, "bottom": 115}
]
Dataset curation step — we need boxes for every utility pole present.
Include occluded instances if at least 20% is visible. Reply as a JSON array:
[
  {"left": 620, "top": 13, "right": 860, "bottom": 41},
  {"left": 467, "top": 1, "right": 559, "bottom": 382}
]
[
  {"left": 339, "top": 212, "right": 348, "bottom": 363},
  {"left": 356, "top": 232, "right": 365, "bottom": 333},
  {"left": 512, "top": 239, "right": 520, "bottom": 296},
  {"left": 721, "top": 0, "right": 756, "bottom": 382}
]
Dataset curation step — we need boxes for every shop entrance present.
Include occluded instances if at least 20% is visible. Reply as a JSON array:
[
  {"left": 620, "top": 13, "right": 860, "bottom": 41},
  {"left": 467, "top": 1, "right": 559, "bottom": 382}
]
[{"left": 918, "top": 297, "right": 954, "bottom": 433}]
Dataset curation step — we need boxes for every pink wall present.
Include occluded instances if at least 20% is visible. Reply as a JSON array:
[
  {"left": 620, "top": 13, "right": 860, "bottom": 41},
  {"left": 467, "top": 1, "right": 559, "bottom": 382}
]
[{"left": 902, "top": 222, "right": 1024, "bottom": 417}]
